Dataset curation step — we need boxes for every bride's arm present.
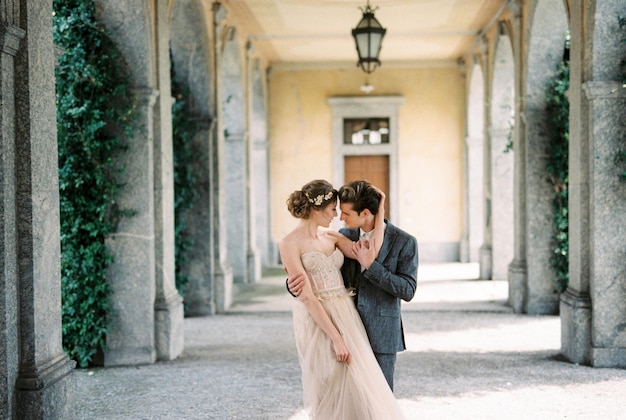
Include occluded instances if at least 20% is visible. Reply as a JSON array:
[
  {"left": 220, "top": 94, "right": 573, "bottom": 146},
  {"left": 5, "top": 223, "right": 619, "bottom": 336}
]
[
  {"left": 278, "top": 239, "right": 352, "bottom": 363},
  {"left": 370, "top": 187, "right": 386, "bottom": 256}
]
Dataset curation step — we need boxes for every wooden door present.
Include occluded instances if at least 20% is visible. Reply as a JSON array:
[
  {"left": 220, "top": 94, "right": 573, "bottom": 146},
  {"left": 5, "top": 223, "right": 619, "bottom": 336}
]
[{"left": 344, "top": 155, "right": 390, "bottom": 216}]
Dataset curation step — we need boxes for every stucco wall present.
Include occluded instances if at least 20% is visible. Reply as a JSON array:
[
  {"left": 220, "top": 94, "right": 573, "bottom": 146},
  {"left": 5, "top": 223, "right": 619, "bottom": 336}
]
[{"left": 269, "top": 65, "right": 464, "bottom": 261}]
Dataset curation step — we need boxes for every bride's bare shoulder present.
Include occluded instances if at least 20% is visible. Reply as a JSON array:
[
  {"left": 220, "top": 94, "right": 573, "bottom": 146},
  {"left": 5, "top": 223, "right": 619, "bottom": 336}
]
[{"left": 280, "top": 229, "right": 303, "bottom": 249}]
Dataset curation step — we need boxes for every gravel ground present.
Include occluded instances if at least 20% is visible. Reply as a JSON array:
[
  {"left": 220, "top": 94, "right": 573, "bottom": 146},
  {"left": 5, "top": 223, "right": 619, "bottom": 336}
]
[{"left": 71, "top": 265, "right": 626, "bottom": 419}]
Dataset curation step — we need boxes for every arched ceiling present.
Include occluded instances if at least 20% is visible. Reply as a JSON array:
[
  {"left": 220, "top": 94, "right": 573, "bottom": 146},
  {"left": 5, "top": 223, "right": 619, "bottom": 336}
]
[{"left": 223, "top": 0, "right": 507, "bottom": 69}]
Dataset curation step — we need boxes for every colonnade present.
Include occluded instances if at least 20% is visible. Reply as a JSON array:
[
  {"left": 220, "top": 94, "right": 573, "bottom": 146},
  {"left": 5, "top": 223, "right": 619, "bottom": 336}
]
[{"left": 1, "top": 0, "right": 624, "bottom": 418}]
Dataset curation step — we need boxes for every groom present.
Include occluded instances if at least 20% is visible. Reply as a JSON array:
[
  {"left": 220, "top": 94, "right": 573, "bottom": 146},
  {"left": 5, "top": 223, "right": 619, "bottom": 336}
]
[{"left": 288, "top": 180, "right": 418, "bottom": 390}]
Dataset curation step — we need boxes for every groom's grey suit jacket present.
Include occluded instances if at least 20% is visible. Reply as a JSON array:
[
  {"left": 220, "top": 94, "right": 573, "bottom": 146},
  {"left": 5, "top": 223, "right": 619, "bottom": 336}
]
[{"left": 340, "top": 220, "right": 418, "bottom": 354}]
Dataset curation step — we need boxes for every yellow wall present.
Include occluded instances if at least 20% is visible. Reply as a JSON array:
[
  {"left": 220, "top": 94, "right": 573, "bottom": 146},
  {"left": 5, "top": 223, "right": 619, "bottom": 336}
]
[{"left": 269, "top": 65, "right": 464, "bottom": 249}]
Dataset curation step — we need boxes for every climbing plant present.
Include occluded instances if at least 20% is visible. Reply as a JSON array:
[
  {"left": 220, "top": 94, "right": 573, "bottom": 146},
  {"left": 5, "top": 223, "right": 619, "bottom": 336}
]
[
  {"left": 171, "top": 61, "right": 201, "bottom": 298},
  {"left": 545, "top": 43, "right": 570, "bottom": 293},
  {"left": 54, "top": 0, "right": 137, "bottom": 367}
]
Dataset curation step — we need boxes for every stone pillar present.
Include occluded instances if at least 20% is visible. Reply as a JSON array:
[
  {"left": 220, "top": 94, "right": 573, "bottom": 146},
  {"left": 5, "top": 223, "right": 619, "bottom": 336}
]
[
  {"left": 489, "top": 126, "right": 514, "bottom": 280},
  {"left": 1, "top": 21, "right": 24, "bottom": 420},
  {"left": 507, "top": 1, "right": 528, "bottom": 313},
  {"left": 183, "top": 125, "right": 218, "bottom": 316},
  {"left": 169, "top": 0, "right": 217, "bottom": 316},
  {"left": 224, "top": 130, "right": 249, "bottom": 283},
  {"left": 212, "top": 122, "right": 234, "bottom": 312},
  {"left": 560, "top": 0, "right": 591, "bottom": 365},
  {"left": 153, "top": 0, "right": 184, "bottom": 361},
  {"left": 213, "top": 4, "right": 234, "bottom": 312},
  {"left": 466, "top": 135, "right": 485, "bottom": 264},
  {"left": 523, "top": 101, "right": 559, "bottom": 313},
  {"left": 8, "top": 1, "right": 75, "bottom": 416},
  {"left": 478, "top": 123, "right": 492, "bottom": 278},
  {"left": 104, "top": 87, "right": 158, "bottom": 365},
  {"left": 249, "top": 58, "right": 274, "bottom": 267},
  {"left": 583, "top": 81, "right": 626, "bottom": 367},
  {"left": 95, "top": 0, "right": 158, "bottom": 365},
  {"left": 245, "top": 49, "right": 262, "bottom": 282}
]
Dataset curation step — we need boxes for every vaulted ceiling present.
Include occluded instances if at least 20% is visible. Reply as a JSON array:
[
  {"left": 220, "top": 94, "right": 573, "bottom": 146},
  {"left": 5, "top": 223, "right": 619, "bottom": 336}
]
[{"left": 225, "top": 0, "right": 507, "bottom": 68}]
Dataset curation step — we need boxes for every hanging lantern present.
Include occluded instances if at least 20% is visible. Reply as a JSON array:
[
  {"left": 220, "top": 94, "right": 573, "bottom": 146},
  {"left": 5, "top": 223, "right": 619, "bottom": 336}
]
[{"left": 351, "top": 2, "right": 386, "bottom": 74}]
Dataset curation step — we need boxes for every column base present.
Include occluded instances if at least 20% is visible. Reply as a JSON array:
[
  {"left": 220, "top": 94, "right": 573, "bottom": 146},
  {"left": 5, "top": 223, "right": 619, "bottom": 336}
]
[
  {"left": 155, "top": 291, "right": 184, "bottom": 360},
  {"left": 560, "top": 287, "right": 591, "bottom": 365},
  {"left": 247, "top": 248, "right": 261, "bottom": 284},
  {"left": 507, "top": 259, "right": 527, "bottom": 313},
  {"left": 591, "top": 348, "right": 626, "bottom": 368},
  {"left": 479, "top": 244, "right": 492, "bottom": 279},
  {"left": 214, "top": 262, "right": 234, "bottom": 313},
  {"left": 16, "top": 354, "right": 75, "bottom": 419}
]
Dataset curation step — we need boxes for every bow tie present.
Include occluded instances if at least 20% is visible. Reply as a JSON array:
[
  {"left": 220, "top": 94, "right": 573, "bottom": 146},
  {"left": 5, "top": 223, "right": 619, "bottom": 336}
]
[{"left": 360, "top": 231, "right": 372, "bottom": 241}]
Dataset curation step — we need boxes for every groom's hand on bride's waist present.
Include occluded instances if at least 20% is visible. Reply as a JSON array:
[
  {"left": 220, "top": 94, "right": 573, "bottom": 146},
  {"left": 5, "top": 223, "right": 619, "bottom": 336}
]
[{"left": 286, "top": 272, "right": 306, "bottom": 298}]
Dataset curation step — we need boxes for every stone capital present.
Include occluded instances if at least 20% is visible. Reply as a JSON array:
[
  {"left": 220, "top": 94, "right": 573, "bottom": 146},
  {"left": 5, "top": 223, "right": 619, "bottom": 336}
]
[
  {"left": 224, "top": 131, "right": 247, "bottom": 143},
  {"left": 465, "top": 135, "right": 482, "bottom": 148},
  {"left": 132, "top": 86, "right": 159, "bottom": 108},
  {"left": 488, "top": 126, "right": 510, "bottom": 138},
  {"left": 583, "top": 81, "right": 626, "bottom": 100}
]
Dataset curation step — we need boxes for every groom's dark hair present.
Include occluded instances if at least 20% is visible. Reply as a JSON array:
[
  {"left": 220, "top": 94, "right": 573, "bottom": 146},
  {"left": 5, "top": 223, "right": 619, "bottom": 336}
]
[{"left": 338, "top": 180, "right": 382, "bottom": 215}]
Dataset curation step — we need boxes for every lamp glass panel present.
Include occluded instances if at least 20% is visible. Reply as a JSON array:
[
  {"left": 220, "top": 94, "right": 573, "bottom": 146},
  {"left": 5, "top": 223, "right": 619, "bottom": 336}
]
[
  {"left": 343, "top": 118, "right": 390, "bottom": 145},
  {"left": 368, "top": 33, "right": 383, "bottom": 56},
  {"left": 356, "top": 33, "right": 370, "bottom": 58}
]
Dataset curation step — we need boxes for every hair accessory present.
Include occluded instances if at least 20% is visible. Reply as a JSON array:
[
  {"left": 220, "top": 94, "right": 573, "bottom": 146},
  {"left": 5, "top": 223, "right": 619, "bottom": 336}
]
[{"left": 306, "top": 191, "right": 334, "bottom": 206}]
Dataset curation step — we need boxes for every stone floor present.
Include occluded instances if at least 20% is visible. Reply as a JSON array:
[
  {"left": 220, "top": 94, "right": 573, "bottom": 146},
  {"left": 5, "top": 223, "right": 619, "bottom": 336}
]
[{"left": 71, "top": 263, "right": 626, "bottom": 419}]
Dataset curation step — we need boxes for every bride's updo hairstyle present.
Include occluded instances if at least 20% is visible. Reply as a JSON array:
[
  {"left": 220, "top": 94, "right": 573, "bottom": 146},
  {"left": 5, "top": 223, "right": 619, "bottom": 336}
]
[{"left": 287, "top": 179, "right": 338, "bottom": 219}]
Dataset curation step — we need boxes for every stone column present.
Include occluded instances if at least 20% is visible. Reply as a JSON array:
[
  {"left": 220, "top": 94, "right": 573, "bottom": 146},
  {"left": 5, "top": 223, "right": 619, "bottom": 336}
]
[
  {"left": 224, "top": 130, "right": 249, "bottom": 283},
  {"left": 104, "top": 87, "right": 158, "bottom": 365},
  {"left": 489, "top": 126, "right": 514, "bottom": 280},
  {"left": 9, "top": 1, "right": 75, "bottom": 416},
  {"left": 96, "top": 0, "right": 158, "bottom": 365},
  {"left": 466, "top": 134, "right": 485, "bottom": 264},
  {"left": 153, "top": 0, "right": 184, "bottom": 361},
  {"left": 560, "top": 0, "right": 591, "bottom": 365},
  {"left": 169, "top": 0, "right": 218, "bottom": 316},
  {"left": 249, "top": 58, "right": 275, "bottom": 267},
  {"left": 507, "top": 1, "right": 528, "bottom": 313},
  {"left": 522, "top": 99, "right": 559, "bottom": 313},
  {"left": 212, "top": 122, "right": 234, "bottom": 312},
  {"left": 478, "top": 124, "right": 492, "bottom": 278},
  {"left": 1, "top": 21, "right": 24, "bottom": 420},
  {"left": 584, "top": 80, "right": 626, "bottom": 367},
  {"left": 183, "top": 125, "right": 218, "bottom": 316},
  {"left": 212, "top": 4, "right": 234, "bottom": 312}
]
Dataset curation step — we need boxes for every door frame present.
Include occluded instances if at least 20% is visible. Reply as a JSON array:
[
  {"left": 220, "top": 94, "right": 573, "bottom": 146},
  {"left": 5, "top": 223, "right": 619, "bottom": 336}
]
[{"left": 328, "top": 96, "right": 403, "bottom": 224}]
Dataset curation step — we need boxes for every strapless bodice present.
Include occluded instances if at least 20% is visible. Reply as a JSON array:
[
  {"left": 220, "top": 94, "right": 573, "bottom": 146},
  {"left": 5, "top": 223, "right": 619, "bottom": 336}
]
[{"left": 300, "top": 248, "right": 344, "bottom": 292}]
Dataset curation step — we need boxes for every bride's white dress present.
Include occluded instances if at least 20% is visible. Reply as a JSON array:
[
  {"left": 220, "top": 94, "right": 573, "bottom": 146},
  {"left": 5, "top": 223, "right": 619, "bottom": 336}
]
[{"left": 292, "top": 249, "right": 404, "bottom": 419}]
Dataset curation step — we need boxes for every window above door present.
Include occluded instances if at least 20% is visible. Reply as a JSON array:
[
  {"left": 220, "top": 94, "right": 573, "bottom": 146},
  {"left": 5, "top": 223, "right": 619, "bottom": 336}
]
[{"left": 343, "top": 118, "right": 390, "bottom": 145}]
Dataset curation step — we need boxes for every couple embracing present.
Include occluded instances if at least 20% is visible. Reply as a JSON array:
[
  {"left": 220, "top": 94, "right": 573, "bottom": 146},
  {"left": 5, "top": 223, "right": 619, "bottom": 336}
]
[{"left": 280, "top": 179, "right": 419, "bottom": 419}]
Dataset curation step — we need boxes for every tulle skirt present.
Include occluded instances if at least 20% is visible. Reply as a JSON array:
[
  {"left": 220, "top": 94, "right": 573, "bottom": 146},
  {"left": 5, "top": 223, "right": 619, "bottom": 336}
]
[{"left": 292, "top": 287, "right": 404, "bottom": 419}]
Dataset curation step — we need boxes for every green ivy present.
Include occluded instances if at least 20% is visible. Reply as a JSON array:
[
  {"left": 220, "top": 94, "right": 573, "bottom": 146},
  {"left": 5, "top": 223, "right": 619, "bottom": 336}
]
[
  {"left": 171, "top": 62, "right": 201, "bottom": 298},
  {"left": 54, "top": 0, "right": 136, "bottom": 367},
  {"left": 545, "top": 50, "right": 570, "bottom": 293}
]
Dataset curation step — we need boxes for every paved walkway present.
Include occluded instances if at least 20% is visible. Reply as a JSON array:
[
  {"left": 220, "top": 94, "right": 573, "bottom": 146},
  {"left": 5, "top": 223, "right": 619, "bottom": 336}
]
[{"left": 72, "top": 264, "right": 626, "bottom": 419}]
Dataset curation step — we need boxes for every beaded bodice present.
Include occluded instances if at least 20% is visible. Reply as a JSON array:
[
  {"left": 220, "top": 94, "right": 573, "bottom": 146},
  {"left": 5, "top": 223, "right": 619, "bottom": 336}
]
[{"left": 300, "top": 248, "right": 344, "bottom": 292}]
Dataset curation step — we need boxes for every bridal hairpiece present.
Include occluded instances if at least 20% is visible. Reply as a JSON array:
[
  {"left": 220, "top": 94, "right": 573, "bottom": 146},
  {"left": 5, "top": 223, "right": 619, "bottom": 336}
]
[{"left": 306, "top": 191, "right": 334, "bottom": 206}]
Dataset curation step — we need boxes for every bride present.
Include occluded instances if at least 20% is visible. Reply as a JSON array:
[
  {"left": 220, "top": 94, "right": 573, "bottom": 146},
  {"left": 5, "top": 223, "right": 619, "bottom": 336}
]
[{"left": 279, "top": 179, "right": 404, "bottom": 419}]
